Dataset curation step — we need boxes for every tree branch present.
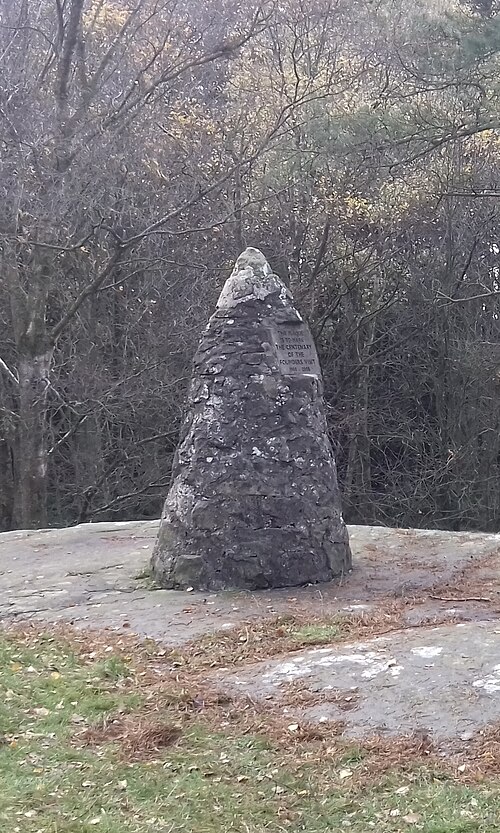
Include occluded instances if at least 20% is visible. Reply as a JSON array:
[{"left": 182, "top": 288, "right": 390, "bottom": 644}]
[
  {"left": 50, "top": 247, "right": 124, "bottom": 342},
  {"left": 47, "top": 415, "right": 88, "bottom": 456},
  {"left": 0, "top": 357, "right": 19, "bottom": 386},
  {"left": 437, "top": 288, "right": 500, "bottom": 305}
]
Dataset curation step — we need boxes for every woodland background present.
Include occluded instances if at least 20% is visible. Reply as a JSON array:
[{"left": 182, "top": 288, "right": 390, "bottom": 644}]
[{"left": 1, "top": 0, "right": 499, "bottom": 532}]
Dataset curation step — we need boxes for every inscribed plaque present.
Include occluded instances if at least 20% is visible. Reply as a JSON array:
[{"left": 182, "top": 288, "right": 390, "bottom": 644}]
[{"left": 272, "top": 323, "right": 321, "bottom": 376}]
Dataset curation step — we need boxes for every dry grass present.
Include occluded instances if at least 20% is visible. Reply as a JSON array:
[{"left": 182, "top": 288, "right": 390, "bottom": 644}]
[
  {"left": 2, "top": 594, "right": 462, "bottom": 675},
  {"left": 460, "top": 724, "right": 500, "bottom": 780},
  {"left": 4, "top": 614, "right": 500, "bottom": 787},
  {"left": 426, "top": 548, "right": 500, "bottom": 605},
  {"left": 80, "top": 717, "right": 182, "bottom": 761},
  {"left": 173, "top": 603, "right": 458, "bottom": 671}
]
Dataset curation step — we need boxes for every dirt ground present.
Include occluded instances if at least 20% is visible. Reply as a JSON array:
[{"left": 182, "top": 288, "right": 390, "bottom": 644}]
[{"left": 1, "top": 520, "right": 500, "bottom": 745}]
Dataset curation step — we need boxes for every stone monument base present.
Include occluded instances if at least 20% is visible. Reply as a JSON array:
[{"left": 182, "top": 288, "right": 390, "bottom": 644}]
[{"left": 152, "top": 514, "right": 351, "bottom": 591}]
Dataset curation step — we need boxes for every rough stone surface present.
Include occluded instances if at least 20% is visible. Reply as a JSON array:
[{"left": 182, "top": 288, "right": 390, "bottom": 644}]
[
  {"left": 151, "top": 248, "right": 351, "bottom": 591},
  {"left": 220, "top": 621, "right": 500, "bottom": 744},
  {"left": 1, "top": 521, "right": 499, "bottom": 643}
]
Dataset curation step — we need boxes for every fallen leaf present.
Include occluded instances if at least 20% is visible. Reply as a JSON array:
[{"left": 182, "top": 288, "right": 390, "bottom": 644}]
[
  {"left": 50, "top": 671, "right": 61, "bottom": 680},
  {"left": 403, "top": 813, "right": 422, "bottom": 824},
  {"left": 395, "top": 786, "right": 410, "bottom": 795},
  {"left": 339, "top": 769, "right": 352, "bottom": 779},
  {"left": 33, "top": 708, "right": 50, "bottom": 717},
  {"left": 287, "top": 723, "right": 299, "bottom": 733}
]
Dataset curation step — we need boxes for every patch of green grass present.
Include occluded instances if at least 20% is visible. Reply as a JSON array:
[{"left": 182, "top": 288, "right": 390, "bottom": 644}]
[
  {"left": 300, "top": 773, "right": 500, "bottom": 832},
  {"left": 1, "top": 629, "right": 500, "bottom": 833},
  {"left": 290, "top": 622, "right": 341, "bottom": 644},
  {"left": 100, "top": 655, "right": 133, "bottom": 681},
  {"left": 337, "top": 744, "right": 367, "bottom": 766}
]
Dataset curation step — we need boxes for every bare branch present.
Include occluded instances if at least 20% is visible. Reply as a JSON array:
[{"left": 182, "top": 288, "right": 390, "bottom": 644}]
[
  {"left": 11, "top": 228, "right": 99, "bottom": 252},
  {"left": 48, "top": 414, "right": 88, "bottom": 455},
  {"left": 50, "top": 248, "right": 124, "bottom": 341},
  {"left": 437, "top": 289, "right": 500, "bottom": 305},
  {"left": 87, "top": 478, "right": 172, "bottom": 517},
  {"left": 0, "top": 357, "right": 19, "bottom": 386},
  {"left": 0, "top": 24, "right": 57, "bottom": 50}
]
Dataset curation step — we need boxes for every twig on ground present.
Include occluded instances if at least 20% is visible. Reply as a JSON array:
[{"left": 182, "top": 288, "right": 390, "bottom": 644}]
[{"left": 429, "top": 595, "right": 491, "bottom": 603}]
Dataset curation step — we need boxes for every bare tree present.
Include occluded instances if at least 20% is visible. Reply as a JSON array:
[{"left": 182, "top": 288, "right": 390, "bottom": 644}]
[
  {"left": 1, "top": 0, "right": 500, "bottom": 534},
  {"left": 0, "top": 0, "right": 268, "bottom": 528}
]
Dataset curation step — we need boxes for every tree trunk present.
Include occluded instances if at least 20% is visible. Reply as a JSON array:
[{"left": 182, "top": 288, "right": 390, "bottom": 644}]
[
  {"left": 16, "top": 350, "right": 53, "bottom": 529},
  {"left": 342, "top": 267, "right": 381, "bottom": 523},
  {"left": 0, "top": 438, "right": 13, "bottom": 530}
]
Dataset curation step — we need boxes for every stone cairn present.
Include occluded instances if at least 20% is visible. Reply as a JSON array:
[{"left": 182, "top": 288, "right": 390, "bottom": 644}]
[{"left": 151, "top": 248, "right": 351, "bottom": 590}]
